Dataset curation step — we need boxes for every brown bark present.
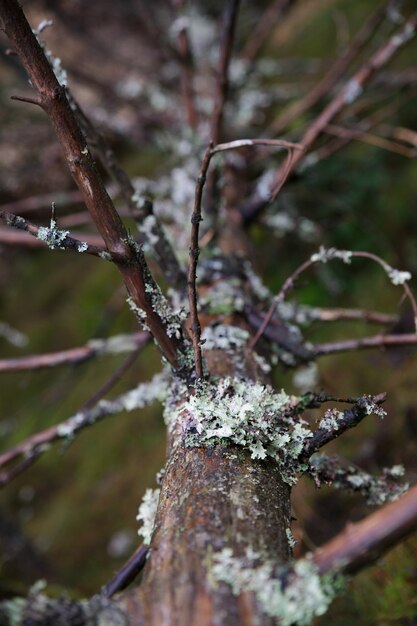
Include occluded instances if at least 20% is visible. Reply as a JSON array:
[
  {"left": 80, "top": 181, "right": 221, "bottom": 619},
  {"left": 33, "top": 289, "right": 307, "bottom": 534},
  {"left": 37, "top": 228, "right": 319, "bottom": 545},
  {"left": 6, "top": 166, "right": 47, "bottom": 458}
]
[{"left": 133, "top": 349, "right": 292, "bottom": 626}]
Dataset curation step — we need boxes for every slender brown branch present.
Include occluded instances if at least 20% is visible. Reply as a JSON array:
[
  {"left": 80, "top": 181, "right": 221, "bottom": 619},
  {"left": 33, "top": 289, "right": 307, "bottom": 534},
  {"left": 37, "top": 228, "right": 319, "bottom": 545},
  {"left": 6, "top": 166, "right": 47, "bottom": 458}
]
[
  {"left": 324, "top": 123, "right": 417, "bottom": 158},
  {"left": 0, "top": 210, "right": 116, "bottom": 261},
  {"left": 188, "top": 144, "right": 213, "bottom": 379},
  {"left": 210, "top": 0, "right": 241, "bottom": 145},
  {"left": 300, "top": 393, "right": 386, "bottom": 462},
  {"left": 313, "top": 482, "right": 417, "bottom": 576},
  {"left": 0, "top": 0, "right": 184, "bottom": 370},
  {"left": 0, "top": 371, "right": 169, "bottom": 481},
  {"left": 0, "top": 227, "right": 105, "bottom": 249},
  {"left": 271, "top": 0, "right": 392, "bottom": 134},
  {"left": 102, "top": 544, "right": 149, "bottom": 598},
  {"left": 79, "top": 348, "right": 143, "bottom": 411},
  {"left": 0, "top": 189, "right": 84, "bottom": 215},
  {"left": 10, "top": 93, "right": 42, "bottom": 107},
  {"left": 314, "top": 332, "right": 417, "bottom": 357},
  {"left": 241, "top": 0, "right": 295, "bottom": 63},
  {"left": 309, "top": 307, "right": 397, "bottom": 325},
  {"left": 250, "top": 248, "right": 417, "bottom": 349},
  {"left": 0, "top": 332, "right": 149, "bottom": 373},
  {"left": 171, "top": 0, "right": 198, "bottom": 130}
]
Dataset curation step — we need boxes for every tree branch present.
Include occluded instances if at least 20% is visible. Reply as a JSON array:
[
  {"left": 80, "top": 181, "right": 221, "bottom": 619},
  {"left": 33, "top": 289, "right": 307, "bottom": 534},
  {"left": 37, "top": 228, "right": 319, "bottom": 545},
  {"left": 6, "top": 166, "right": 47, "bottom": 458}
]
[
  {"left": 313, "top": 482, "right": 417, "bottom": 576},
  {"left": 0, "top": 0, "right": 184, "bottom": 370},
  {"left": 0, "top": 332, "right": 149, "bottom": 373}
]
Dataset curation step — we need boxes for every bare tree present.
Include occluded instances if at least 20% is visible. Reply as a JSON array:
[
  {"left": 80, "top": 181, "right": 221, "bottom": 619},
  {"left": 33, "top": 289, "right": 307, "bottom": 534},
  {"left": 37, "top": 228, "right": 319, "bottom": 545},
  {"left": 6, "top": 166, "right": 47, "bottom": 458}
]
[{"left": 1, "top": 1, "right": 417, "bottom": 624}]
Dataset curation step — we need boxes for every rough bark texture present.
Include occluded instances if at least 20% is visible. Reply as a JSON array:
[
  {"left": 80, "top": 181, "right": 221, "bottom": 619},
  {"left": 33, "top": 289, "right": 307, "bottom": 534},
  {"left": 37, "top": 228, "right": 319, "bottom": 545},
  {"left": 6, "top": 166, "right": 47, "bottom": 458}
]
[
  {"left": 130, "top": 347, "right": 292, "bottom": 626},
  {"left": 134, "top": 444, "right": 291, "bottom": 626}
]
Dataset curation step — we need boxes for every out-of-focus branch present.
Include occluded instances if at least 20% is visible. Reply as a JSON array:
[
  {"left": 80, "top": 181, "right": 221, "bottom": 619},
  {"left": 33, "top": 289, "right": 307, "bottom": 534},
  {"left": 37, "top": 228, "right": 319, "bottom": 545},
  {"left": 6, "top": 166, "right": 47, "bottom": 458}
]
[
  {"left": 273, "top": 7, "right": 417, "bottom": 178},
  {"left": 271, "top": 0, "right": 392, "bottom": 134},
  {"left": 0, "top": 0, "right": 185, "bottom": 370},
  {"left": 324, "top": 123, "right": 417, "bottom": 158},
  {"left": 102, "top": 544, "right": 149, "bottom": 598},
  {"left": 205, "top": 0, "right": 241, "bottom": 219},
  {"left": 0, "top": 332, "right": 149, "bottom": 373},
  {"left": 241, "top": 0, "right": 295, "bottom": 63},
  {"left": 171, "top": 0, "right": 198, "bottom": 131},
  {"left": 210, "top": 0, "right": 241, "bottom": 144},
  {"left": 308, "top": 307, "right": 397, "bottom": 325},
  {"left": 0, "top": 189, "right": 83, "bottom": 215},
  {"left": 314, "top": 332, "right": 417, "bottom": 357},
  {"left": 242, "top": 10, "right": 417, "bottom": 223},
  {"left": 0, "top": 370, "right": 169, "bottom": 486},
  {"left": 313, "top": 482, "right": 417, "bottom": 576}
]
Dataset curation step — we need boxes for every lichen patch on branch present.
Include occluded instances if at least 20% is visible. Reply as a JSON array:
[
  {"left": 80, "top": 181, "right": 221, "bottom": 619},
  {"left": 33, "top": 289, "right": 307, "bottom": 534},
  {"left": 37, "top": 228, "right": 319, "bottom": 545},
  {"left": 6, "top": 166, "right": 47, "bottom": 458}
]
[{"left": 211, "top": 546, "right": 340, "bottom": 626}]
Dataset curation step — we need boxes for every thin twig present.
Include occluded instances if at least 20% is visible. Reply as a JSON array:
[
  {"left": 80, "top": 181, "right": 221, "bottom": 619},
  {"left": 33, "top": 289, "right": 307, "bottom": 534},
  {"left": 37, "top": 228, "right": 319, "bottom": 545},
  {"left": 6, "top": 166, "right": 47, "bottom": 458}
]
[
  {"left": 271, "top": 0, "right": 392, "bottom": 134},
  {"left": 300, "top": 393, "right": 386, "bottom": 462},
  {"left": 188, "top": 144, "right": 213, "bottom": 379},
  {"left": 79, "top": 348, "right": 143, "bottom": 411},
  {"left": 324, "top": 123, "right": 417, "bottom": 158},
  {"left": 10, "top": 93, "right": 43, "bottom": 107},
  {"left": 188, "top": 138, "right": 302, "bottom": 377},
  {"left": 308, "top": 307, "right": 397, "bottom": 325},
  {"left": 102, "top": 544, "right": 149, "bottom": 598},
  {"left": 0, "top": 227, "right": 105, "bottom": 249},
  {"left": 313, "top": 482, "right": 417, "bottom": 576},
  {"left": 250, "top": 249, "right": 417, "bottom": 349},
  {"left": 171, "top": 0, "right": 198, "bottom": 130},
  {"left": 314, "top": 332, "right": 417, "bottom": 357},
  {"left": 242, "top": 9, "right": 417, "bottom": 223},
  {"left": 210, "top": 0, "right": 241, "bottom": 144},
  {"left": 0, "top": 370, "right": 169, "bottom": 482},
  {"left": 0, "top": 210, "right": 117, "bottom": 261},
  {"left": 241, "top": 0, "right": 295, "bottom": 63},
  {"left": 0, "top": 332, "right": 149, "bottom": 373}
]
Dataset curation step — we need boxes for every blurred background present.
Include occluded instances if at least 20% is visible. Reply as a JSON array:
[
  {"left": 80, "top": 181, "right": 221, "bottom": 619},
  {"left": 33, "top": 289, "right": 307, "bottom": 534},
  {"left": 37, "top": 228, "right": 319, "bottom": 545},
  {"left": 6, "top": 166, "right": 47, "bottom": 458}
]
[{"left": 1, "top": 1, "right": 417, "bottom": 623}]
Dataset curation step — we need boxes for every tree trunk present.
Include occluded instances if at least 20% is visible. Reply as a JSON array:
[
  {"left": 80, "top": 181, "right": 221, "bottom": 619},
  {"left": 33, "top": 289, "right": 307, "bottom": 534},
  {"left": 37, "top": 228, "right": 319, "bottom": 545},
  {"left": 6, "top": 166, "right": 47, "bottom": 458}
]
[{"left": 130, "top": 349, "right": 292, "bottom": 626}]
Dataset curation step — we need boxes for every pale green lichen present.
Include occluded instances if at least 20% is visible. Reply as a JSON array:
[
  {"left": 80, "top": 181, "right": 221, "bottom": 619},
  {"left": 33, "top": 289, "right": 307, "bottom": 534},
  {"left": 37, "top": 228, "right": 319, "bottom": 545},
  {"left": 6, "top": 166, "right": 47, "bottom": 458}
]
[
  {"left": 37, "top": 218, "right": 70, "bottom": 250},
  {"left": 211, "top": 547, "right": 339, "bottom": 626},
  {"left": 144, "top": 283, "right": 184, "bottom": 339},
  {"left": 319, "top": 408, "right": 345, "bottom": 431},
  {"left": 99, "top": 250, "right": 113, "bottom": 261},
  {"left": 33, "top": 21, "right": 68, "bottom": 87},
  {"left": 286, "top": 527, "right": 297, "bottom": 550},
  {"left": 381, "top": 262, "right": 412, "bottom": 286},
  {"left": 126, "top": 296, "right": 150, "bottom": 332},
  {"left": 136, "top": 488, "right": 160, "bottom": 544},
  {"left": 168, "top": 376, "right": 310, "bottom": 484},
  {"left": 200, "top": 278, "right": 245, "bottom": 315},
  {"left": 88, "top": 333, "right": 145, "bottom": 355},
  {"left": 56, "top": 371, "right": 169, "bottom": 439},
  {"left": 200, "top": 325, "right": 249, "bottom": 351},
  {"left": 310, "top": 246, "right": 352, "bottom": 264},
  {"left": 310, "top": 455, "right": 409, "bottom": 505},
  {"left": 293, "top": 363, "right": 318, "bottom": 393},
  {"left": 1, "top": 597, "right": 26, "bottom": 626},
  {"left": 77, "top": 241, "right": 89, "bottom": 253}
]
